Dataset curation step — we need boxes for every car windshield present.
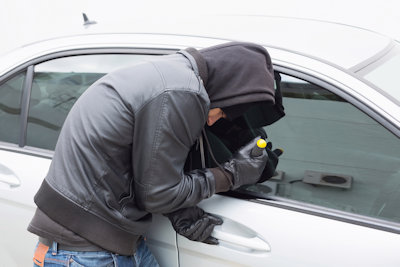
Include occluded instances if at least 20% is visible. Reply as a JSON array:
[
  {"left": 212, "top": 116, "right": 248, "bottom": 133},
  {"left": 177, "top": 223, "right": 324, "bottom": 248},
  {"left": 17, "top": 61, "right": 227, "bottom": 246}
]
[{"left": 361, "top": 44, "right": 400, "bottom": 104}]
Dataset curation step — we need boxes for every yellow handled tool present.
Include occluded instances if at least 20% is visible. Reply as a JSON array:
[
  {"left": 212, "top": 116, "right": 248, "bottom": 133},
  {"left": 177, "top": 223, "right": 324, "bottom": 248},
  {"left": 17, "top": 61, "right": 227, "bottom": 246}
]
[{"left": 251, "top": 138, "right": 267, "bottom": 157}]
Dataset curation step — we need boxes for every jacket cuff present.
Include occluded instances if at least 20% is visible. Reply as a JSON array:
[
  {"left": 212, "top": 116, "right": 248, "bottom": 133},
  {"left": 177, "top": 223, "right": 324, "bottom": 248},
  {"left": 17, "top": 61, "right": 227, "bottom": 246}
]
[{"left": 209, "top": 167, "right": 233, "bottom": 193}]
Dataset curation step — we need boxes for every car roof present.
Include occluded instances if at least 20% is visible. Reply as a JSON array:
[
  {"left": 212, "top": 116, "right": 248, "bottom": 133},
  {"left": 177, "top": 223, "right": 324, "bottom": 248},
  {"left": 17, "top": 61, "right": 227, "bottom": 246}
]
[
  {"left": 203, "top": 16, "right": 394, "bottom": 70},
  {"left": 78, "top": 15, "right": 395, "bottom": 70},
  {"left": 0, "top": 16, "right": 394, "bottom": 74}
]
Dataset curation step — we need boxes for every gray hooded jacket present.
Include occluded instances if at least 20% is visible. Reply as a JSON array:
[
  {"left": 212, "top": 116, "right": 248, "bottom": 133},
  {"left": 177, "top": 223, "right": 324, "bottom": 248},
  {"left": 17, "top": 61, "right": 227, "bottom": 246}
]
[{"left": 30, "top": 42, "right": 276, "bottom": 255}]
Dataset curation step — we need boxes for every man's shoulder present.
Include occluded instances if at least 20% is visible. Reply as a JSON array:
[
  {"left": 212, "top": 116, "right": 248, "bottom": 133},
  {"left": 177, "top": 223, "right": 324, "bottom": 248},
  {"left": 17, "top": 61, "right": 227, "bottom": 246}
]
[{"left": 150, "top": 54, "right": 203, "bottom": 93}]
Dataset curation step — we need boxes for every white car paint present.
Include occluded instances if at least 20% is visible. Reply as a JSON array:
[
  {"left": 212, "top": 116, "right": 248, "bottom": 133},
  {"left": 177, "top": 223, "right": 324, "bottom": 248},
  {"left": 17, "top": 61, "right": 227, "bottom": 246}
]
[
  {"left": 186, "top": 195, "right": 399, "bottom": 267},
  {"left": 0, "top": 147, "right": 50, "bottom": 265}
]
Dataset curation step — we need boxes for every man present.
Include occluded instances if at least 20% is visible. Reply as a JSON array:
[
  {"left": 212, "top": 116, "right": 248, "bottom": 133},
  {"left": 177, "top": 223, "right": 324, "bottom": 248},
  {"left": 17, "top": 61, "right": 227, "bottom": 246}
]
[{"left": 28, "top": 42, "right": 283, "bottom": 266}]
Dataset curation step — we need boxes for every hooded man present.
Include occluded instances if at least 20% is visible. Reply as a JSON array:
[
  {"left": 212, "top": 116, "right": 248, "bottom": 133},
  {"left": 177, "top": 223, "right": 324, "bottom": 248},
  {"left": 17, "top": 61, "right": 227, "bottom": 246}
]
[{"left": 28, "top": 42, "right": 284, "bottom": 267}]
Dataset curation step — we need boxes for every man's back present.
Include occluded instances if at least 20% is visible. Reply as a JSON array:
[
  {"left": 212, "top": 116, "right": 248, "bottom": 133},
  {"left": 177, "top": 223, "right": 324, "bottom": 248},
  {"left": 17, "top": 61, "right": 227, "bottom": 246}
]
[{"left": 32, "top": 52, "right": 211, "bottom": 255}]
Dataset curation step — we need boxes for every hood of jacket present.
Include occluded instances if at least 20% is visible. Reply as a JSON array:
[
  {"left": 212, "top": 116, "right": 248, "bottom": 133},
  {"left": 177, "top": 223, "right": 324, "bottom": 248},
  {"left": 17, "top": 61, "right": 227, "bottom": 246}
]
[
  {"left": 185, "top": 42, "right": 284, "bottom": 127},
  {"left": 189, "top": 42, "right": 275, "bottom": 109}
]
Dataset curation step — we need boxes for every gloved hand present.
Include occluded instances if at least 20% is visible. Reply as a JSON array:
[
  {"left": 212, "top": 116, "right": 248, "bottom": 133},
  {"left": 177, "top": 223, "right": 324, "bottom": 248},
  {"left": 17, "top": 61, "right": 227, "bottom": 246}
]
[
  {"left": 258, "top": 142, "right": 283, "bottom": 183},
  {"left": 165, "top": 206, "right": 223, "bottom": 245},
  {"left": 223, "top": 137, "right": 268, "bottom": 190}
]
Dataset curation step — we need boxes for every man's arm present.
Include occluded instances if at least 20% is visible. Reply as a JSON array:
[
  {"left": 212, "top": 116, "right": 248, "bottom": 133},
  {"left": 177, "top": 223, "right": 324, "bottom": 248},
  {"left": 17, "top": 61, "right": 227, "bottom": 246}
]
[{"left": 132, "top": 90, "right": 214, "bottom": 214}]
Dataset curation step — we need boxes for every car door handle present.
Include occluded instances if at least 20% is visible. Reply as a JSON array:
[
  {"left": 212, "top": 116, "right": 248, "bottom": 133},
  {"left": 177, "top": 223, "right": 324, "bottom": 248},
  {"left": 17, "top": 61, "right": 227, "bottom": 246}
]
[
  {"left": 211, "top": 224, "right": 271, "bottom": 252},
  {"left": 0, "top": 165, "right": 21, "bottom": 188},
  {"left": 0, "top": 174, "right": 21, "bottom": 187}
]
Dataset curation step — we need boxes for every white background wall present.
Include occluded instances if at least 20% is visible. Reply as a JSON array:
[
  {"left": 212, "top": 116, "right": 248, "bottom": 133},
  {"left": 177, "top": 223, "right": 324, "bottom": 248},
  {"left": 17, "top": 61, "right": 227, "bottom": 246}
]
[{"left": 1, "top": 0, "right": 399, "bottom": 55}]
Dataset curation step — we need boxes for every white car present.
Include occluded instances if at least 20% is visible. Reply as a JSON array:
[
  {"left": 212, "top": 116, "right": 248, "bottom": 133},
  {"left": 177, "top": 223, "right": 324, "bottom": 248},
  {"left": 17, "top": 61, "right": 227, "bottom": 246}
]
[{"left": 0, "top": 16, "right": 399, "bottom": 267}]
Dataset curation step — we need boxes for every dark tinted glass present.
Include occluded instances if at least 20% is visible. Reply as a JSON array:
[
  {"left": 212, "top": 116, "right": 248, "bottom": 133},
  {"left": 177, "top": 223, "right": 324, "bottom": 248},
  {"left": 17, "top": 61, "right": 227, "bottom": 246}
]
[{"left": 0, "top": 73, "right": 25, "bottom": 144}]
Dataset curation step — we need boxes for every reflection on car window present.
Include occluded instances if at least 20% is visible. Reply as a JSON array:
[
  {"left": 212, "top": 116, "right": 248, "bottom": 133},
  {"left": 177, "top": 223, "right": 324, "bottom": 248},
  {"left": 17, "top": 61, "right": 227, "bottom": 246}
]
[
  {"left": 0, "top": 72, "right": 25, "bottom": 144},
  {"left": 26, "top": 54, "right": 155, "bottom": 150},
  {"left": 265, "top": 74, "right": 400, "bottom": 224},
  {"left": 208, "top": 73, "right": 400, "bottom": 225}
]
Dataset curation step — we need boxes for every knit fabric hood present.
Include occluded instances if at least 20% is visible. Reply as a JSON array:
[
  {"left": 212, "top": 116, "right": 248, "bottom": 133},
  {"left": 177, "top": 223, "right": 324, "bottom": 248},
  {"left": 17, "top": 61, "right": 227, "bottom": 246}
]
[
  {"left": 198, "top": 42, "right": 275, "bottom": 109},
  {"left": 185, "top": 42, "right": 285, "bottom": 128}
]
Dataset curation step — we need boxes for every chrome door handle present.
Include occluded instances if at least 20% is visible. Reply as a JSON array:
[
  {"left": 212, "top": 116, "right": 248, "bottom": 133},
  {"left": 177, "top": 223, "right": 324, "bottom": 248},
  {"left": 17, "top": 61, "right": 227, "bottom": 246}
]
[
  {"left": 211, "top": 224, "right": 270, "bottom": 252},
  {"left": 0, "top": 174, "right": 21, "bottom": 187},
  {"left": 0, "top": 164, "right": 21, "bottom": 187}
]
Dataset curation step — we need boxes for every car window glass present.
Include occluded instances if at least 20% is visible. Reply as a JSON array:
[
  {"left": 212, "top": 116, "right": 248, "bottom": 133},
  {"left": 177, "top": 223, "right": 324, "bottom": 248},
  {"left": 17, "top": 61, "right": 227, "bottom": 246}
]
[
  {"left": 220, "top": 73, "right": 400, "bottom": 224},
  {"left": 0, "top": 72, "right": 25, "bottom": 144},
  {"left": 266, "top": 74, "right": 400, "bottom": 223},
  {"left": 27, "top": 54, "right": 155, "bottom": 150}
]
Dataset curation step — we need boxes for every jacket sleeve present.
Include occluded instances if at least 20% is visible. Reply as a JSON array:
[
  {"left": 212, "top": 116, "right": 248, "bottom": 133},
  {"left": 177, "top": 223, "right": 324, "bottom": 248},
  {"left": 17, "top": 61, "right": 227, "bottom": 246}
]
[{"left": 132, "top": 90, "right": 215, "bottom": 214}]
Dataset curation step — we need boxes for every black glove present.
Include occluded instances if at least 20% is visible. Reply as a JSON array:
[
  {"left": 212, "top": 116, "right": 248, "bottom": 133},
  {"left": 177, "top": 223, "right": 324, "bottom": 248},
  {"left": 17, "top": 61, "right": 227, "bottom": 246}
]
[
  {"left": 223, "top": 137, "right": 268, "bottom": 190},
  {"left": 165, "top": 206, "right": 223, "bottom": 245},
  {"left": 258, "top": 142, "right": 283, "bottom": 183}
]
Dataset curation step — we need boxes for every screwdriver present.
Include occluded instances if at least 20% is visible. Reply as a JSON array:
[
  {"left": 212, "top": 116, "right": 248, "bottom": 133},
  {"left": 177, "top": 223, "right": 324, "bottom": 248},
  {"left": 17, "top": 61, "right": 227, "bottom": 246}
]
[{"left": 251, "top": 138, "right": 267, "bottom": 157}]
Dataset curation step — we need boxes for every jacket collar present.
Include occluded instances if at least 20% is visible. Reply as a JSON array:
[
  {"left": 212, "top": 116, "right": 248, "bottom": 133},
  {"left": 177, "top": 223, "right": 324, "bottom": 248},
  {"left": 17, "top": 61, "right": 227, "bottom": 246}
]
[{"left": 184, "top": 47, "right": 208, "bottom": 87}]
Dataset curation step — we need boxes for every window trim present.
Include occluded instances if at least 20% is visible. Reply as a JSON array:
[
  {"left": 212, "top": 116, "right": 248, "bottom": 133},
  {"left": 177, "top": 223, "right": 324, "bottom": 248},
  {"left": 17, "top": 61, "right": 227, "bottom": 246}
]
[
  {"left": 0, "top": 48, "right": 175, "bottom": 83},
  {"left": 253, "top": 197, "right": 400, "bottom": 234},
  {"left": 0, "top": 142, "right": 53, "bottom": 159},
  {"left": 19, "top": 65, "right": 34, "bottom": 147}
]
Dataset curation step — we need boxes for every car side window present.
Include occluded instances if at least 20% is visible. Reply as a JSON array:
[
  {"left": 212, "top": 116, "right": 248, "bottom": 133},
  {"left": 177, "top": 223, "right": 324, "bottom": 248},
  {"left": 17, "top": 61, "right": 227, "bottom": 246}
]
[
  {"left": 26, "top": 54, "right": 154, "bottom": 150},
  {"left": 0, "top": 72, "right": 26, "bottom": 144},
  {"left": 257, "top": 73, "right": 400, "bottom": 224}
]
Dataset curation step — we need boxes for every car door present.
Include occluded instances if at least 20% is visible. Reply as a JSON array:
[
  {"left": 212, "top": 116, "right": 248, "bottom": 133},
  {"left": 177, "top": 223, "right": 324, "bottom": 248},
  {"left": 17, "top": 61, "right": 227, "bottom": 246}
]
[
  {"left": 0, "top": 71, "right": 52, "bottom": 266},
  {"left": 171, "top": 71, "right": 400, "bottom": 266},
  {"left": 0, "top": 51, "right": 179, "bottom": 266}
]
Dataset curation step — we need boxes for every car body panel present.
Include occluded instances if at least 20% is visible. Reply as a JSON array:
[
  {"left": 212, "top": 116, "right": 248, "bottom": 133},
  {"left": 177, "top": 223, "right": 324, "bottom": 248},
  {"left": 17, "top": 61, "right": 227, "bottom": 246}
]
[
  {"left": 174, "top": 195, "right": 400, "bottom": 267},
  {"left": 0, "top": 147, "right": 50, "bottom": 265}
]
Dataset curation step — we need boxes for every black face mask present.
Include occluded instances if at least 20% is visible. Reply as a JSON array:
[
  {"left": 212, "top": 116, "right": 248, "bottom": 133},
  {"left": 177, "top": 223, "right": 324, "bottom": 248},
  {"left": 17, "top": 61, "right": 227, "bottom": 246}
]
[
  {"left": 207, "top": 118, "right": 258, "bottom": 154},
  {"left": 208, "top": 118, "right": 243, "bottom": 137},
  {"left": 222, "top": 103, "right": 252, "bottom": 121}
]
